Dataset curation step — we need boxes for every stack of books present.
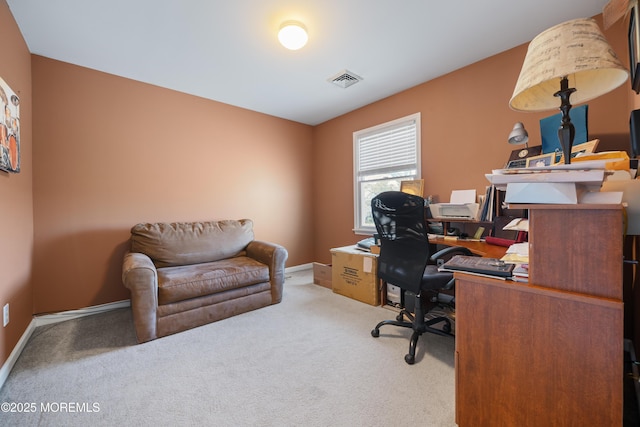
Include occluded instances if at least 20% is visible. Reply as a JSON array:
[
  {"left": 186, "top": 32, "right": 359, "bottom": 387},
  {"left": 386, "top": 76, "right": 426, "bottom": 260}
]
[
  {"left": 478, "top": 185, "right": 503, "bottom": 221},
  {"left": 511, "top": 263, "right": 529, "bottom": 283}
]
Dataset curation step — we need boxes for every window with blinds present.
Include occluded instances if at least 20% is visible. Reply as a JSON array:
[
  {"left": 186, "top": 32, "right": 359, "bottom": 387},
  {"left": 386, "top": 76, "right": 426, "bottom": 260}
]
[{"left": 353, "top": 113, "right": 421, "bottom": 233}]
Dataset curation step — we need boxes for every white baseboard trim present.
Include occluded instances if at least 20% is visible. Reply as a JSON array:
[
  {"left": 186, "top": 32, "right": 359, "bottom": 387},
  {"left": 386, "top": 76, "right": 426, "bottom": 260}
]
[
  {"left": 0, "top": 318, "right": 36, "bottom": 392},
  {"left": 285, "top": 263, "right": 312, "bottom": 273},
  {"left": 34, "top": 300, "right": 131, "bottom": 327},
  {"left": 0, "top": 300, "right": 132, "bottom": 391}
]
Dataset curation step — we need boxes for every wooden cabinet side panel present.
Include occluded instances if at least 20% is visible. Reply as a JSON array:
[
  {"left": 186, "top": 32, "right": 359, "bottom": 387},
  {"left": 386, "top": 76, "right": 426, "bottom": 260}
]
[
  {"left": 528, "top": 208, "right": 622, "bottom": 300},
  {"left": 455, "top": 276, "right": 622, "bottom": 427}
]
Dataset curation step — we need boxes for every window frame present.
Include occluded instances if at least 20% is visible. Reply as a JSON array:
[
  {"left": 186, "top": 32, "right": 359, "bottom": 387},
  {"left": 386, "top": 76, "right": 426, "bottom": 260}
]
[{"left": 353, "top": 112, "right": 421, "bottom": 235}]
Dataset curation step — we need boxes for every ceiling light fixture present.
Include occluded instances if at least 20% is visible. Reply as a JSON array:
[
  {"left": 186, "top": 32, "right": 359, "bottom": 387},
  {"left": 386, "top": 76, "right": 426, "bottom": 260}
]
[{"left": 278, "top": 21, "right": 308, "bottom": 50}]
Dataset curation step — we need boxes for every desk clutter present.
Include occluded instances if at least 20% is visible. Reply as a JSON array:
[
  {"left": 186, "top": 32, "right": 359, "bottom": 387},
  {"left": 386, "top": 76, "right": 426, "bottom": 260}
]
[
  {"left": 317, "top": 225, "right": 531, "bottom": 312},
  {"left": 320, "top": 177, "right": 625, "bottom": 307},
  {"left": 430, "top": 150, "right": 634, "bottom": 233},
  {"left": 438, "top": 239, "right": 529, "bottom": 281},
  {"left": 486, "top": 150, "right": 633, "bottom": 205},
  {"left": 428, "top": 215, "right": 530, "bottom": 282},
  {"left": 427, "top": 188, "right": 521, "bottom": 228}
]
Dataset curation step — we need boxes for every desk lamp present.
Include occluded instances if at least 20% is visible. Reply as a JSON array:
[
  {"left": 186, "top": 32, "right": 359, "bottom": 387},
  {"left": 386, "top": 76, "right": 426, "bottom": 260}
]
[
  {"left": 509, "top": 18, "right": 628, "bottom": 164},
  {"left": 508, "top": 122, "right": 530, "bottom": 158}
]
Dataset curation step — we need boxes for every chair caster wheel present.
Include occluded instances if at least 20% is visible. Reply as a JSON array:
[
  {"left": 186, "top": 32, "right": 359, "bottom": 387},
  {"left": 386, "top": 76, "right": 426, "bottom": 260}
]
[
  {"left": 371, "top": 329, "right": 380, "bottom": 338},
  {"left": 443, "top": 323, "right": 452, "bottom": 334},
  {"left": 404, "top": 354, "right": 415, "bottom": 365},
  {"left": 396, "top": 313, "right": 404, "bottom": 322}
]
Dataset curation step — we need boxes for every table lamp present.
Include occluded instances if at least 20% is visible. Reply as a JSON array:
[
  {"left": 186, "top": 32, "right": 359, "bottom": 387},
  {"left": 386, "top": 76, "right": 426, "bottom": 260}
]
[
  {"left": 508, "top": 122, "right": 530, "bottom": 157},
  {"left": 509, "top": 18, "right": 628, "bottom": 164}
]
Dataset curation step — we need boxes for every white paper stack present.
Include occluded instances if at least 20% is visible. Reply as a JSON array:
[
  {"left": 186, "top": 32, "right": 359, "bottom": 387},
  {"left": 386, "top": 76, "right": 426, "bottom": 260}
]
[
  {"left": 486, "top": 168, "right": 605, "bottom": 187},
  {"left": 485, "top": 166, "right": 607, "bottom": 204}
]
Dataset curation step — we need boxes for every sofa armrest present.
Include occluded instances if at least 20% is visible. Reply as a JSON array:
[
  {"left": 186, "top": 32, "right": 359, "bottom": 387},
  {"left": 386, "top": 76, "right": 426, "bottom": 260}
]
[
  {"left": 122, "top": 252, "right": 159, "bottom": 343},
  {"left": 246, "top": 241, "right": 288, "bottom": 303}
]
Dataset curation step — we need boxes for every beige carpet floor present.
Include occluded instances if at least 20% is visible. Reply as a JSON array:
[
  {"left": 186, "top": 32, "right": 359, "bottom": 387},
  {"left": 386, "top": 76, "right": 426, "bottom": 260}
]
[{"left": 0, "top": 269, "right": 456, "bottom": 426}]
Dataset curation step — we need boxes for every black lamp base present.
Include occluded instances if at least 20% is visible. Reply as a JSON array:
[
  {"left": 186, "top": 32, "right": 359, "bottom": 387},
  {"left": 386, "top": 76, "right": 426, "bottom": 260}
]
[{"left": 555, "top": 77, "right": 576, "bottom": 165}]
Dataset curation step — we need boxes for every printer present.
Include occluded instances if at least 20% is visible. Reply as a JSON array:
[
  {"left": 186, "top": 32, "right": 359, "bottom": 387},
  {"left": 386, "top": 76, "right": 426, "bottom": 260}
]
[
  {"left": 429, "top": 189, "right": 479, "bottom": 220},
  {"left": 429, "top": 203, "right": 479, "bottom": 220}
]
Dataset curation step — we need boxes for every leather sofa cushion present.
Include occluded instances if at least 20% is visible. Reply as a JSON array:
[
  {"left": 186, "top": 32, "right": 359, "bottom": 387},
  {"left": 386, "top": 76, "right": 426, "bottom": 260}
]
[
  {"left": 157, "top": 256, "right": 269, "bottom": 305},
  {"left": 130, "top": 219, "right": 254, "bottom": 268}
]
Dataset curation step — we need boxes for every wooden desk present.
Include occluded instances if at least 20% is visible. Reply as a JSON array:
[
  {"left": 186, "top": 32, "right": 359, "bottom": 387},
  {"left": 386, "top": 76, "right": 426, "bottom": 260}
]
[
  {"left": 454, "top": 204, "right": 623, "bottom": 426},
  {"left": 430, "top": 236, "right": 508, "bottom": 259}
]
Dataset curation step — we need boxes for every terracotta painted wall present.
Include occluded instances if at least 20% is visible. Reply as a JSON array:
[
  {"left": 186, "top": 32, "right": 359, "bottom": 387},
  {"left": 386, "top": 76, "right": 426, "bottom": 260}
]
[
  {"left": 0, "top": 0, "right": 33, "bottom": 367},
  {"left": 31, "top": 57, "right": 314, "bottom": 315},
  {"left": 312, "top": 15, "right": 634, "bottom": 264},
  {"left": 1, "top": 5, "right": 637, "bottom": 370}
]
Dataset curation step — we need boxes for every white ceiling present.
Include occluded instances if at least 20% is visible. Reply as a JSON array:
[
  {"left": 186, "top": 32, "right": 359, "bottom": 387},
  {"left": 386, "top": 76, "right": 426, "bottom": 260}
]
[{"left": 7, "top": 0, "right": 609, "bottom": 125}]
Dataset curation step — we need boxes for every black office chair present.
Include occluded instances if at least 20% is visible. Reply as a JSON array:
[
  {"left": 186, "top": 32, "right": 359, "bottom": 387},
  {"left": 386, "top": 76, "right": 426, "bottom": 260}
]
[{"left": 370, "top": 191, "right": 474, "bottom": 364}]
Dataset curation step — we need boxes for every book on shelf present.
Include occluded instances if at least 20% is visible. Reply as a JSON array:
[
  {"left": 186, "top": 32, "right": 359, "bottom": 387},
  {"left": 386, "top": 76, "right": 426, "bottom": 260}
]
[
  {"left": 479, "top": 186, "right": 490, "bottom": 221},
  {"left": 479, "top": 185, "right": 501, "bottom": 222}
]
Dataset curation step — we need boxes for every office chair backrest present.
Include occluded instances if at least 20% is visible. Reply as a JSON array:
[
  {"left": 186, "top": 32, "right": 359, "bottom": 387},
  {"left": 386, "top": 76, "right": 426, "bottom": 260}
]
[{"left": 371, "top": 191, "right": 430, "bottom": 293}]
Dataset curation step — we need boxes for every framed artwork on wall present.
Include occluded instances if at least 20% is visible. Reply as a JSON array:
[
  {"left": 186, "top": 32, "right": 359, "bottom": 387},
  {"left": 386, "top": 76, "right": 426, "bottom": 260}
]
[
  {"left": 0, "top": 77, "right": 20, "bottom": 173},
  {"left": 629, "top": 6, "right": 640, "bottom": 93}
]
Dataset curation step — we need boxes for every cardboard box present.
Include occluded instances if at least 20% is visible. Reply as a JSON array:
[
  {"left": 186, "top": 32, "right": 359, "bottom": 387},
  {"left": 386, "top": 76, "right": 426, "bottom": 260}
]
[
  {"left": 330, "top": 245, "right": 380, "bottom": 306},
  {"left": 312, "top": 262, "right": 332, "bottom": 289}
]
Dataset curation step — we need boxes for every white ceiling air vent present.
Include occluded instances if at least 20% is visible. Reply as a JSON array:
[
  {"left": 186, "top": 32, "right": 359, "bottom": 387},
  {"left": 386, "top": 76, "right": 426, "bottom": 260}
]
[{"left": 328, "top": 69, "right": 363, "bottom": 88}]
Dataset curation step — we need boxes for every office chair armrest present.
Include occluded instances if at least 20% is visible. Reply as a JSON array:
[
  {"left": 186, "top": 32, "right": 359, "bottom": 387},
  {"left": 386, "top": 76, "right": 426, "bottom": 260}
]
[{"left": 430, "top": 245, "right": 474, "bottom": 263}]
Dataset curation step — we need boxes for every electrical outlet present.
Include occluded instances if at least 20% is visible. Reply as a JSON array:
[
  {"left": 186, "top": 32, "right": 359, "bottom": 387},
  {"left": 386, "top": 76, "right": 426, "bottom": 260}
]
[{"left": 3, "top": 304, "right": 8, "bottom": 327}]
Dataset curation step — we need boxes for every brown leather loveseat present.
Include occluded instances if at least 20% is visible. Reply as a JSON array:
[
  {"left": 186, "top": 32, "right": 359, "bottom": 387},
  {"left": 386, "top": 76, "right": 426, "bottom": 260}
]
[{"left": 122, "top": 219, "right": 288, "bottom": 343}]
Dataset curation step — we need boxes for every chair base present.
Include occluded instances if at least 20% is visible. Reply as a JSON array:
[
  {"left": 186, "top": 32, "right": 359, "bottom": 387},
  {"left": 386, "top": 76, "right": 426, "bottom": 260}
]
[{"left": 371, "top": 303, "right": 453, "bottom": 365}]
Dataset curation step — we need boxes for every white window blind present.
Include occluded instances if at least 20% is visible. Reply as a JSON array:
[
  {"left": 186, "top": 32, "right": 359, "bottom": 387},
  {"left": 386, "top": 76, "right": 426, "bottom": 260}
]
[
  {"left": 353, "top": 113, "right": 420, "bottom": 234},
  {"left": 357, "top": 121, "right": 417, "bottom": 175}
]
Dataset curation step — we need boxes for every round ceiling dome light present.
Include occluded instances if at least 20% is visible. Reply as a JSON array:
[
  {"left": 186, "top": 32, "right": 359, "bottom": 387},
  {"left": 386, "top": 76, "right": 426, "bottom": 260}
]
[{"left": 278, "top": 21, "right": 308, "bottom": 50}]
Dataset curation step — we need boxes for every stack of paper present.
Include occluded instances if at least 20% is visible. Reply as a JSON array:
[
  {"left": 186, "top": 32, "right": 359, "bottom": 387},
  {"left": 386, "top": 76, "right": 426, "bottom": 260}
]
[
  {"left": 486, "top": 167, "right": 606, "bottom": 188},
  {"left": 500, "top": 242, "right": 529, "bottom": 264},
  {"left": 485, "top": 165, "right": 607, "bottom": 204}
]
